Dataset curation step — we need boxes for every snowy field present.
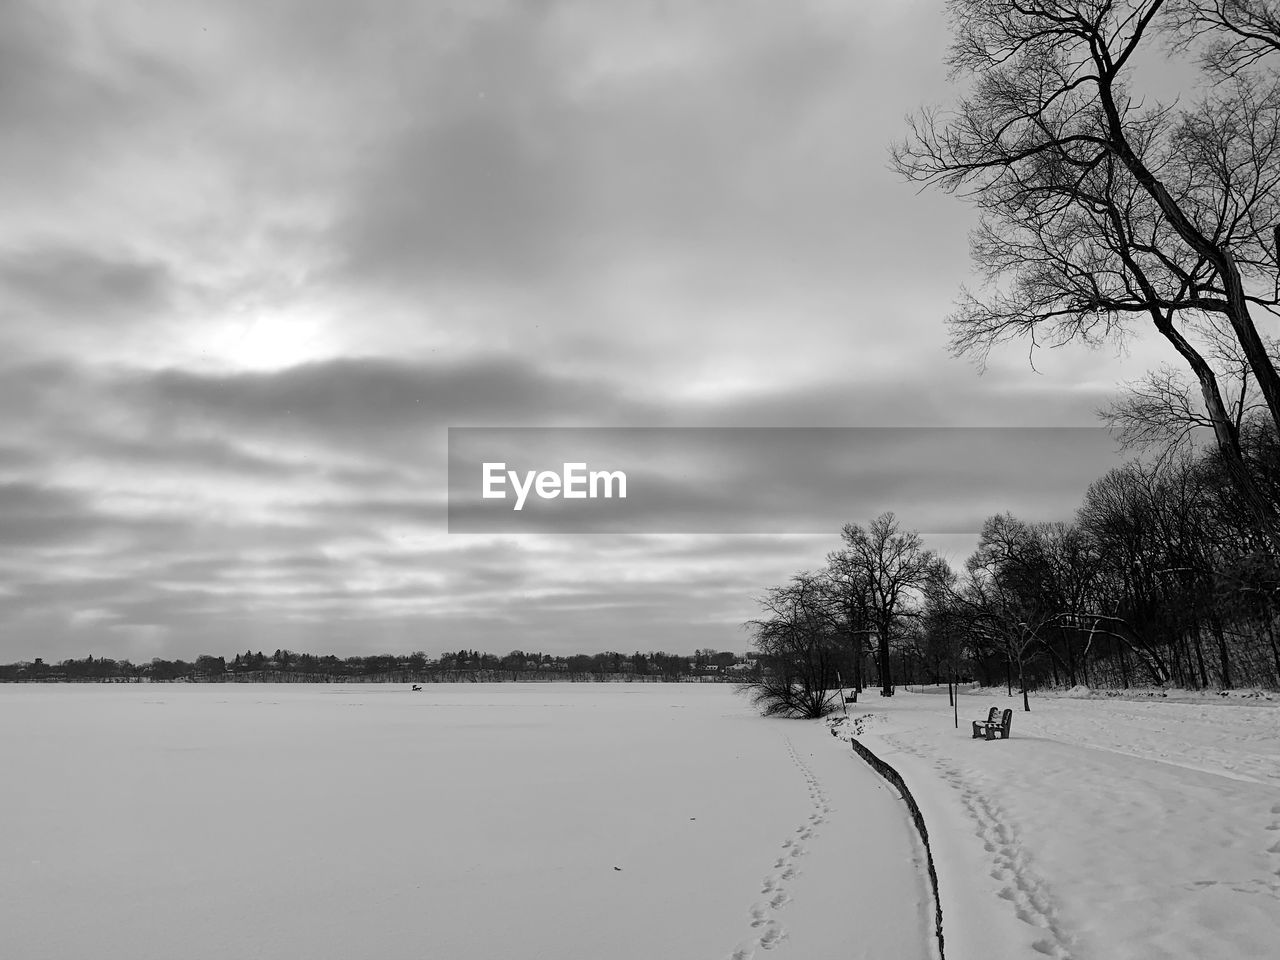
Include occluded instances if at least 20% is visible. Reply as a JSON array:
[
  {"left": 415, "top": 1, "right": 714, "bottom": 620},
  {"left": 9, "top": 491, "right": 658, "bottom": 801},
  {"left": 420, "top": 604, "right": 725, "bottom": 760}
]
[
  {"left": 0, "top": 684, "right": 931, "bottom": 960},
  {"left": 832, "top": 687, "right": 1280, "bottom": 960},
  {"left": 5, "top": 683, "right": 1276, "bottom": 960}
]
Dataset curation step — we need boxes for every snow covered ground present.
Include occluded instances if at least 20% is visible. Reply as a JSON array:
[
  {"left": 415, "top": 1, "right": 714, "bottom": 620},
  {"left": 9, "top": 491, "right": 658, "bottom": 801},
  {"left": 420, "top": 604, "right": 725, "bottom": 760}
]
[
  {"left": 5, "top": 682, "right": 1274, "bottom": 960},
  {"left": 831, "top": 687, "right": 1280, "bottom": 960},
  {"left": 0, "top": 684, "right": 932, "bottom": 960}
]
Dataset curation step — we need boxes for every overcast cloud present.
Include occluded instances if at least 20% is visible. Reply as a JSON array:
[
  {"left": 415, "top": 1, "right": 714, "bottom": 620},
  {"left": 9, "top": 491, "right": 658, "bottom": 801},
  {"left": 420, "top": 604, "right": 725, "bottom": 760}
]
[{"left": 1, "top": 0, "right": 1179, "bottom": 662}]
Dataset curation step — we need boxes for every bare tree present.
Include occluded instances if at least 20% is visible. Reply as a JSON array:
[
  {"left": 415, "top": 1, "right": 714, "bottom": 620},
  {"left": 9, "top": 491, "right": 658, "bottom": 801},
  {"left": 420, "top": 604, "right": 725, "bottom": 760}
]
[
  {"left": 1168, "top": 1, "right": 1280, "bottom": 79},
  {"left": 1101, "top": 316, "right": 1277, "bottom": 459},
  {"left": 824, "top": 547, "right": 875, "bottom": 696},
  {"left": 740, "top": 572, "right": 844, "bottom": 718},
  {"left": 829, "top": 513, "right": 940, "bottom": 696},
  {"left": 920, "top": 562, "right": 973, "bottom": 713},
  {"left": 894, "top": 0, "right": 1280, "bottom": 547},
  {"left": 961, "top": 515, "right": 1058, "bottom": 709}
]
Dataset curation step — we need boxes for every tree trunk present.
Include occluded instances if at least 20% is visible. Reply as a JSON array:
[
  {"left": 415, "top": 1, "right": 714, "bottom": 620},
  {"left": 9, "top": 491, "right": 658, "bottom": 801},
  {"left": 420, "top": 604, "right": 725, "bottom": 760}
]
[
  {"left": 1191, "top": 621, "right": 1209, "bottom": 691},
  {"left": 854, "top": 633, "right": 864, "bottom": 694},
  {"left": 878, "top": 625, "right": 893, "bottom": 696},
  {"left": 1210, "top": 614, "right": 1233, "bottom": 689},
  {"left": 1170, "top": 632, "right": 1186, "bottom": 689},
  {"left": 1265, "top": 607, "right": 1280, "bottom": 688},
  {"left": 1150, "top": 300, "right": 1280, "bottom": 554}
]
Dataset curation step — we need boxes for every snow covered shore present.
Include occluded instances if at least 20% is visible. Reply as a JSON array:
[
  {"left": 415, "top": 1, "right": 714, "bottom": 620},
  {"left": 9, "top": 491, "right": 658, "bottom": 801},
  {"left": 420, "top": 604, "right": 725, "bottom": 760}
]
[
  {"left": 832, "top": 688, "right": 1280, "bottom": 959},
  {"left": 0, "top": 684, "right": 932, "bottom": 960}
]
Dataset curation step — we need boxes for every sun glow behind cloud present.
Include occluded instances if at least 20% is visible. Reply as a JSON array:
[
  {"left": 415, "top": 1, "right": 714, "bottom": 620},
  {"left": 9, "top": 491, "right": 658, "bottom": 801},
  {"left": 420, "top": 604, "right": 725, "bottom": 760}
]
[{"left": 195, "top": 308, "right": 344, "bottom": 371}]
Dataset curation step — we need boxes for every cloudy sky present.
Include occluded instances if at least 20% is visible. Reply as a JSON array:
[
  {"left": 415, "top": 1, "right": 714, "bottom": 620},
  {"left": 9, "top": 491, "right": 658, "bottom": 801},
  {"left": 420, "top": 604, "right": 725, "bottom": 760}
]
[{"left": 1, "top": 0, "right": 1175, "bottom": 663}]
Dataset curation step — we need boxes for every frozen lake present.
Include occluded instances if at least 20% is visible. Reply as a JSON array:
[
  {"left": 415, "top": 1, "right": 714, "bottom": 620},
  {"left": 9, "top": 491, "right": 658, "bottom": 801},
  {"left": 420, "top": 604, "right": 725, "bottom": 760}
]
[{"left": 0, "top": 683, "right": 932, "bottom": 960}]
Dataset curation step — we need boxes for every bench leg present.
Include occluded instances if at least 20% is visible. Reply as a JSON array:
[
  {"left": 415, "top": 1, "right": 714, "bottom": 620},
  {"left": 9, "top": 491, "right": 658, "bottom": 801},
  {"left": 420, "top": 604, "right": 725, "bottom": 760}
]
[{"left": 984, "top": 725, "right": 996, "bottom": 740}]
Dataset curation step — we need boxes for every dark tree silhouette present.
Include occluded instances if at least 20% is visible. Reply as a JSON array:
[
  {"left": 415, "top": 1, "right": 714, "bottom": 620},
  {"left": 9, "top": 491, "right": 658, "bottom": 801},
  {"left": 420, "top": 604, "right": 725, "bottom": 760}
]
[
  {"left": 894, "top": 0, "right": 1280, "bottom": 547},
  {"left": 740, "top": 573, "right": 843, "bottom": 718},
  {"left": 830, "top": 513, "right": 940, "bottom": 696}
]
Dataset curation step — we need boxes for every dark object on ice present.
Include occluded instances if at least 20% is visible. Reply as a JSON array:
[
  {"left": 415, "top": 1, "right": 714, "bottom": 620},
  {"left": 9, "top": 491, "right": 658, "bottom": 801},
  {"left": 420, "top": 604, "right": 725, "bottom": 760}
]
[
  {"left": 972, "top": 707, "right": 1012, "bottom": 740},
  {"left": 411, "top": 684, "right": 422, "bottom": 691},
  {"left": 613, "top": 866, "right": 622, "bottom": 871}
]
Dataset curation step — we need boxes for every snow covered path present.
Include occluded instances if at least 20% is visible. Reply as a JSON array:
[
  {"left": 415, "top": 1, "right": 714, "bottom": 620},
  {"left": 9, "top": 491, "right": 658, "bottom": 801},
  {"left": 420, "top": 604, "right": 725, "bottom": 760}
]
[
  {"left": 831, "top": 690, "right": 1280, "bottom": 960},
  {"left": 0, "top": 684, "right": 933, "bottom": 960}
]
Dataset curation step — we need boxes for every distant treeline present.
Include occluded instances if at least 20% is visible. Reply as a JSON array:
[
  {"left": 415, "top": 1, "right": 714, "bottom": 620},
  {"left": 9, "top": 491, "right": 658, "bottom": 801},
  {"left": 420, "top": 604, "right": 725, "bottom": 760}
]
[
  {"left": 0, "top": 648, "right": 757, "bottom": 683},
  {"left": 745, "top": 435, "right": 1280, "bottom": 719}
]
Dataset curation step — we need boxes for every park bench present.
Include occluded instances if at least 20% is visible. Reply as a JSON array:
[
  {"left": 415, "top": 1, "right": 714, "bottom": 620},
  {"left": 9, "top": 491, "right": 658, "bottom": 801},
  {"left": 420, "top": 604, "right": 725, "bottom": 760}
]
[
  {"left": 972, "top": 707, "right": 1012, "bottom": 740},
  {"left": 971, "top": 706, "right": 998, "bottom": 738}
]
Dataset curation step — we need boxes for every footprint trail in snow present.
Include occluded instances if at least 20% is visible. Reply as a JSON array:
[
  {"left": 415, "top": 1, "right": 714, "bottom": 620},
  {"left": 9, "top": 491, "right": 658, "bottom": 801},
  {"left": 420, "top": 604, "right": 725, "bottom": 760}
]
[
  {"left": 723, "top": 736, "right": 832, "bottom": 959},
  {"left": 883, "top": 732, "right": 1078, "bottom": 959}
]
